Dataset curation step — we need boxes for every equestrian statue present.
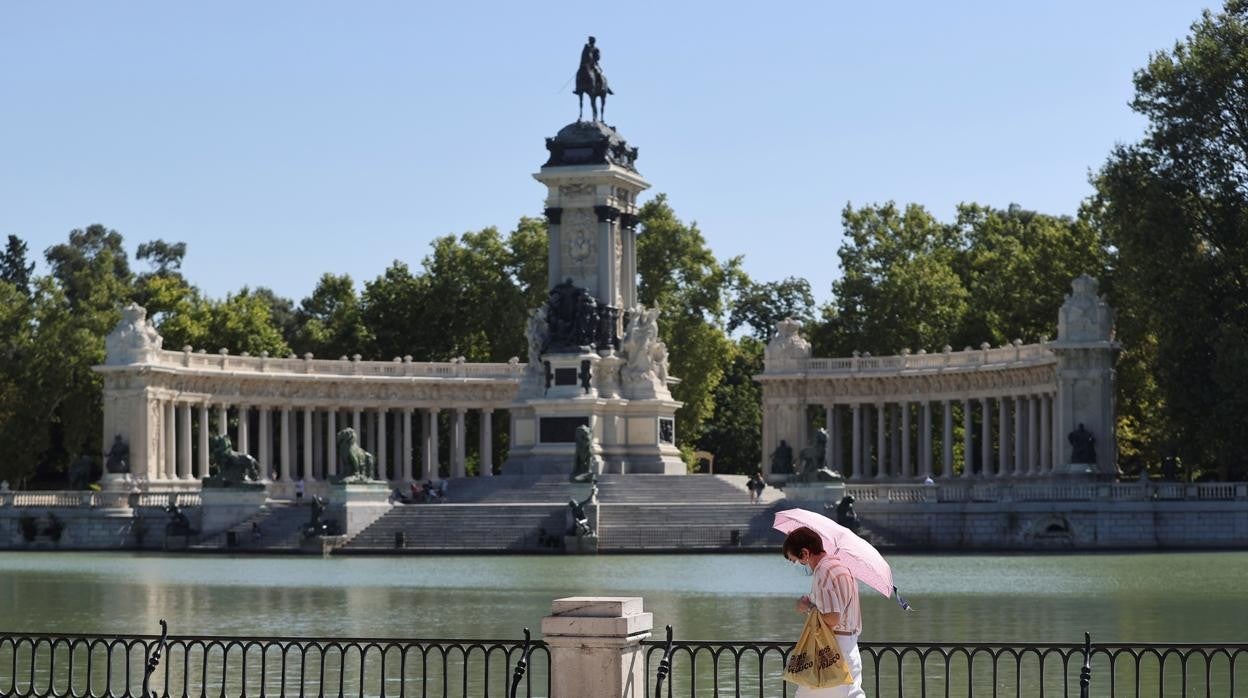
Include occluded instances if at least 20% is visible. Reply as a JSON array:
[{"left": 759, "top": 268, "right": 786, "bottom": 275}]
[{"left": 575, "top": 36, "right": 613, "bottom": 122}]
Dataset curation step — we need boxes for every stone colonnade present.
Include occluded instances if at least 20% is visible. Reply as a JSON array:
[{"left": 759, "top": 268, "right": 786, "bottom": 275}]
[
  {"left": 133, "top": 398, "right": 502, "bottom": 486},
  {"left": 810, "top": 391, "right": 1059, "bottom": 480},
  {"left": 96, "top": 346, "right": 522, "bottom": 490},
  {"left": 758, "top": 277, "right": 1120, "bottom": 480}
]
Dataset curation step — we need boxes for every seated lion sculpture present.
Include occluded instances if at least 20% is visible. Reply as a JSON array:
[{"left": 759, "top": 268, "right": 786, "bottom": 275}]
[
  {"left": 204, "top": 435, "right": 260, "bottom": 487},
  {"left": 335, "top": 427, "right": 376, "bottom": 483}
]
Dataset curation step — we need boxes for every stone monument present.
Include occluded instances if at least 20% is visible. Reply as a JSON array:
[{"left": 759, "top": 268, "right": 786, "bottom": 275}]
[
  {"left": 504, "top": 41, "right": 683, "bottom": 475},
  {"left": 1048, "top": 275, "right": 1120, "bottom": 476}
]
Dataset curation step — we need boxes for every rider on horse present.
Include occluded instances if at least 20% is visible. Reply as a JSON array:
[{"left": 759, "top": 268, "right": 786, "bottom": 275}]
[{"left": 575, "top": 36, "right": 613, "bottom": 122}]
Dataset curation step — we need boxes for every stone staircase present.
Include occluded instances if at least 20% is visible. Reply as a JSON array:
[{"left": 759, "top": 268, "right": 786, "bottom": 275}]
[
  {"left": 342, "top": 474, "right": 787, "bottom": 553},
  {"left": 191, "top": 502, "right": 312, "bottom": 552}
]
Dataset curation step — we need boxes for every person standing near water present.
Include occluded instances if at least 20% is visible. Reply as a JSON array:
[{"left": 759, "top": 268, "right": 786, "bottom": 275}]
[{"left": 782, "top": 526, "right": 865, "bottom": 697}]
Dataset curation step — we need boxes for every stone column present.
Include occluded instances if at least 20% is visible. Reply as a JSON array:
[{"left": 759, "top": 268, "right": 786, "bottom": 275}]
[
  {"left": 942, "top": 399, "right": 954, "bottom": 479},
  {"left": 980, "top": 398, "right": 992, "bottom": 478},
  {"left": 303, "top": 408, "right": 315, "bottom": 482},
  {"left": 424, "top": 408, "right": 440, "bottom": 480},
  {"left": 279, "top": 406, "right": 292, "bottom": 482},
  {"left": 217, "top": 403, "right": 228, "bottom": 437},
  {"left": 899, "top": 401, "right": 911, "bottom": 479},
  {"left": 851, "top": 403, "right": 862, "bottom": 479},
  {"left": 375, "top": 408, "right": 388, "bottom": 482},
  {"left": 1041, "top": 394, "right": 1053, "bottom": 474},
  {"left": 998, "top": 397, "right": 1010, "bottom": 478},
  {"left": 197, "top": 402, "right": 210, "bottom": 479},
  {"left": 921, "top": 401, "right": 933, "bottom": 480},
  {"left": 400, "top": 408, "right": 412, "bottom": 482},
  {"left": 238, "top": 404, "right": 250, "bottom": 456},
  {"left": 352, "top": 408, "right": 362, "bottom": 439},
  {"left": 164, "top": 400, "right": 176, "bottom": 481},
  {"left": 178, "top": 402, "right": 192, "bottom": 480},
  {"left": 823, "top": 404, "right": 835, "bottom": 471},
  {"left": 452, "top": 407, "right": 467, "bottom": 478},
  {"left": 311, "top": 408, "right": 322, "bottom": 479},
  {"left": 480, "top": 408, "right": 494, "bottom": 477},
  {"left": 257, "top": 405, "right": 271, "bottom": 480},
  {"left": 962, "top": 399, "right": 973, "bottom": 478},
  {"left": 874, "top": 403, "right": 886, "bottom": 481},
  {"left": 1029, "top": 395, "right": 1040, "bottom": 475},
  {"left": 542, "top": 597, "right": 653, "bottom": 698},
  {"left": 326, "top": 410, "right": 338, "bottom": 478},
  {"left": 1014, "top": 396, "right": 1026, "bottom": 477}
]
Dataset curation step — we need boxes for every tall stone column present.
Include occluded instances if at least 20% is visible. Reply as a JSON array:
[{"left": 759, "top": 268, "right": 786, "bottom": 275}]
[
  {"left": 164, "top": 400, "right": 176, "bottom": 481},
  {"left": 238, "top": 404, "right": 250, "bottom": 456},
  {"left": 401, "top": 408, "right": 414, "bottom": 482},
  {"left": 480, "top": 408, "right": 494, "bottom": 477},
  {"left": 311, "top": 408, "right": 322, "bottom": 479},
  {"left": 217, "top": 403, "right": 228, "bottom": 437},
  {"left": 1029, "top": 395, "right": 1040, "bottom": 475},
  {"left": 424, "top": 408, "right": 440, "bottom": 480},
  {"left": 824, "top": 404, "right": 836, "bottom": 472},
  {"left": 920, "top": 401, "right": 933, "bottom": 480},
  {"left": 942, "top": 399, "right": 954, "bottom": 479},
  {"left": 874, "top": 403, "right": 885, "bottom": 481},
  {"left": 197, "top": 402, "right": 210, "bottom": 479},
  {"left": 375, "top": 408, "right": 388, "bottom": 482},
  {"left": 257, "top": 405, "right": 271, "bottom": 481},
  {"left": 1041, "top": 394, "right": 1053, "bottom": 474},
  {"left": 303, "top": 408, "right": 315, "bottom": 482},
  {"left": 980, "top": 398, "right": 992, "bottom": 478},
  {"left": 178, "top": 402, "right": 192, "bottom": 480},
  {"left": 1013, "top": 396, "right": 1025, "bottom": 477},
  {"left": 997, "top": 397, "right": 1010, "bottom": 478},
  {"left": 851, "top": 403, "right": 862, "bottom": 479},
  {"left": 326, "top": 410, "right": 338, "bottom": 479},
  {"left": 900, "top": 401, "right": 911, "bottom": 479},
  {"left": 279, "top": 406, "right": 292, "bottom": 482},
  {"left": 452, "top": 408, "right": 467, "bottom": 478},
  {"left": 962, "top": 399, "right": 973, "bottom": 478},
  {"left": 352, "top": 408, "right": 362, "bottom": 439}
]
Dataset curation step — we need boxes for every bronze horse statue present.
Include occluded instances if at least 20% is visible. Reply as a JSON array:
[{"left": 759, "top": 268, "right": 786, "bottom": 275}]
[{"left": 575, "top": 36, "right": 613, "bottom": 122}]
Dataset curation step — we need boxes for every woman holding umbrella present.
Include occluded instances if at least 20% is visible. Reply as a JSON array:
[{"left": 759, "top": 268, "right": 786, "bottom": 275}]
[{"left": 782, "top": 526, "right": 866, "bottom": 697}]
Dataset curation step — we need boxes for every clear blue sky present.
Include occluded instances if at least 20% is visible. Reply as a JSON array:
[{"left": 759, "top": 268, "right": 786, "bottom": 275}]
[{"left": 0, "top": 1, "right": 1214, "bottom": 305}]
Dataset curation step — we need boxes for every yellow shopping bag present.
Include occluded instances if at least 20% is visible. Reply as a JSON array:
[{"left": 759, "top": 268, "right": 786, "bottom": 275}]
[{"left": 783, "top": 611, "right": 853, "bottom": 689}]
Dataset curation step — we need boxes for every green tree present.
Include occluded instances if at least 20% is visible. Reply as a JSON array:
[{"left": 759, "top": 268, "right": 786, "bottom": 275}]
[
  {"left": 826, "top": 203, "right": 969, "bottom": 356},
  {"left": 695, "top": 337, "right": 764, "bottom": 473},
  {"left": 1, "top": 235, "right": 35, "bottom": 296},
  {"left": 295, "top": 274, "right": 373, "bottom": 359},
  {"left": 728, "top": 276, "right": 815, "bottom": 341},
  {"left": 636, "top": 195, "right": 738, "bottom": 454},
  {"left": 1091, "top": 0, "right": 1248, "bottom": 477}
]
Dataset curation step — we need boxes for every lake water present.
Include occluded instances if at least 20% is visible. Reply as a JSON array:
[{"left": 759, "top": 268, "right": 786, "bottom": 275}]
[{"left": 1, "top": 550, "right": 1244, "bottom": 643}]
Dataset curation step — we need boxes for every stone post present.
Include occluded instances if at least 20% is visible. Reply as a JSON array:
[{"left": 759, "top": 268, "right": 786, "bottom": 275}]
[{"left": 542, "top": 597, "right": 653, "bottom": 698}]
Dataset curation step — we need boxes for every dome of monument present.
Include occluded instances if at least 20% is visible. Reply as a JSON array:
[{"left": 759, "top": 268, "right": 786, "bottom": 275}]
[{"left": 544, "top": 121, "right": 639, "bottom": 171}]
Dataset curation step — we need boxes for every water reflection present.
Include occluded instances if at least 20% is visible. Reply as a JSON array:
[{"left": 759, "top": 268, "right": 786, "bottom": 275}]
[{"left": 0, "top": 551, "right": 1244, "bottom": 645}]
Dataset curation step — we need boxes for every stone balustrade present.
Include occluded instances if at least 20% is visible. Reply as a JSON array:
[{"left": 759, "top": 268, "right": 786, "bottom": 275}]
[
  {"left": 0, "top": 491, "right": 202, "bottom": 509},
  {"left": 842, "top": 481, "right": 1248, "bottom": 504}
]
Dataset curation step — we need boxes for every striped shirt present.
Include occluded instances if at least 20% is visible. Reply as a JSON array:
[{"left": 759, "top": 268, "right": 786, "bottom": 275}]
[{"left": 809, "top": 556, "right": 862, "bottom": 635}]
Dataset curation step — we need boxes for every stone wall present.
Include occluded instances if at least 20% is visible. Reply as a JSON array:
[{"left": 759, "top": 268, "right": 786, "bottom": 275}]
[
  {"left": 849, "top": 495, "right": 1248, "bottom": 550},
  {"left": 0, "top": 505, "right": 199, "bottom": 550}
]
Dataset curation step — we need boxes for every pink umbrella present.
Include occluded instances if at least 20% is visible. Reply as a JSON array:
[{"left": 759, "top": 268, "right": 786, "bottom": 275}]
[{"left": 773, "top": 508, "right": 898, "bottom": 600}]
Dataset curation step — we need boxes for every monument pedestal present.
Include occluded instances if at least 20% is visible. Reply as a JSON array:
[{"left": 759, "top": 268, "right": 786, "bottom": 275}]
[
  {"left": 783, "top": 480, "right": 846, "bottom": 506},
  {"left": 327, "top": 482, "right": 393, "bottom": 539},
  {"left": 200, "top": 487, "right": 268, "bottom": 538}
]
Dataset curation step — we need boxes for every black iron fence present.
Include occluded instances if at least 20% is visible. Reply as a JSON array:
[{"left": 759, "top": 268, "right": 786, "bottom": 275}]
[
  {"left": 3, "top": 625, "right": 1245, "bottom": 697},
  {"left": 0, "top": 628, "right": 549, "bottom": 698},
  {"left": 642, "top": 631, "right": 1248, "bottom": 697}
]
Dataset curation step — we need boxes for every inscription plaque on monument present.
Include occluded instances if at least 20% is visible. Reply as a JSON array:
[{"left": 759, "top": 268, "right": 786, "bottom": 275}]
[{"left": 540, "top": 416, "right": 591, "bottom": 443}]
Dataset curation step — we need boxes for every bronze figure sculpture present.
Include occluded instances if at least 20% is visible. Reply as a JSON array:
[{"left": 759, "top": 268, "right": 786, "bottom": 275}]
[{"left": 575, "top": 36, "right": 613, "bottom": 122}]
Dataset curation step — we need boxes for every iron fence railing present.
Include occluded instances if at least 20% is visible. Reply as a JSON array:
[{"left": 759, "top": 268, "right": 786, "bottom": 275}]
[
  {"left": 4, "top": 625, "right": 1246, "bottom": 697},
  {"left": 640, "top": 635, "right": 1248, "bottom": 697},
  {"left": 0, "top": 628, "right": 549, "bottom": 698}
]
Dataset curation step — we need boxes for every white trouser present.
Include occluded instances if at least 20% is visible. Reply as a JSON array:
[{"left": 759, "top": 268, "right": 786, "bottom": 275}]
[{"left": 794, "top": 634, "right": 864, "bottom": 698}]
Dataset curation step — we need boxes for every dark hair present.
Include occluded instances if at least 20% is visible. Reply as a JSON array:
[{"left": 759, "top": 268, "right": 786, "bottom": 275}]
[{"left": 781, "top": 526, "right": 824, "bottom": 559}]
